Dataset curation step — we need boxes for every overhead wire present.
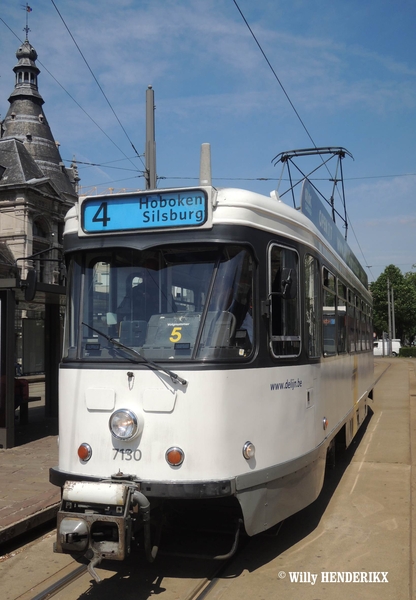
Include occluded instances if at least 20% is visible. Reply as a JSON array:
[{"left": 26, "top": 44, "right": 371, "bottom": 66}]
[
  {"left": 49, "top": 0, "right": 145, "bottom": 171},
  {"left": 38, "top": 65, "right": 140, "bottom": 169},
  {"left": 21, "top": 135, "right": 415, "bottom": 185},
  {"left": 0, "top": 144, "right": 146, "bottom": 178},
  {"left": 67, "top": 159, "right": 145, "bottom": 174},
  {"left": 232, "top": 0, "right": 372, "bottom": 271},
  {"left": 0, "top": 11, "right": 147, "bottom": 230},
  {"left": 77, "top": 169, "right": 416, "bottom": 188},
  {"left": 74, "top": 168, "right": 416, "bottom": 182},
  {"left": 1, "top": 10, "right": 413, "bottom": 184},
  {"left": 232, "top": 0, "right": 318, "bottom": 151},
  {"left": 0, "top": 17, "right": 141, "bottom": 171},
  {"left": 0, "top": 16, "right": 146, "bottom": 230},
  {"left": 231, "top": 1, "right": 341, "bottom": 190}
]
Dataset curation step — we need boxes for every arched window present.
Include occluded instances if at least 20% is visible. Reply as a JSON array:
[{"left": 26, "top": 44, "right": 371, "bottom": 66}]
[{"left": 33, "top": 221, "right": 48, "bottom": 238}]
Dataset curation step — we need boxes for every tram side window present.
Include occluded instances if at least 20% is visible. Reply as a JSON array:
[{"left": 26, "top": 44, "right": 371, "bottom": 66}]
[
  {"left": 356, "top": 307, "right": 363, "bottom": 351},
  {"left": 62, "top": 258, "right": 81, "bottom": 359},
  {"left": 360, "top": 303, "right": 366, "bottom": 351},
  {"left": 337, "top": 281, "right": 347, "bottom": 354},
  {"left": 304, "top": 255, "right": 321, "bottom": 358},
  {"left": 356, "top": 300, "right": 361, "bottom": 351},
  {"left": 366, "top": 306, "right": 372, "bottom": 350},
  {"left": 355, "top": 296, "right": 361, "bottom": 352},
  {"left": 347, "top": 290, "right": 356, "bottom": 352},
  {"left": 323, "top": 268, "right": 336, "bottom": 356},
  {"left": 269, "top": 245, "right": 300, "bottom": 357}
]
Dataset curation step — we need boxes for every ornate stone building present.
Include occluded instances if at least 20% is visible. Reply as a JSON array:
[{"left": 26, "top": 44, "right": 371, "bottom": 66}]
[
  {"left": 0, "top": 35, "right": 78, "bottom": 447},
  {"left": 0, "top": 36, "right": 78, "bottom": 279}
]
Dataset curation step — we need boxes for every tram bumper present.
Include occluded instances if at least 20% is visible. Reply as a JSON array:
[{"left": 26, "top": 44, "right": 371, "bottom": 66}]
[{"left": 54, "top": 480, "right": 152, "bottom": 582}]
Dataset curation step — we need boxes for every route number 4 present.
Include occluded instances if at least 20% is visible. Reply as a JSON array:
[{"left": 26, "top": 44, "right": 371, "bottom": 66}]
[{"left": 92, "top": 201, "right": 111, "bottom": 227}]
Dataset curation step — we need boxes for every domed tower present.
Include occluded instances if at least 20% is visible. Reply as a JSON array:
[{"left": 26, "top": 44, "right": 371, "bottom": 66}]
[
  {"left": 1, "top": 37, "right": 78, "bottom": 200},
  {"left": 0, "top": 33, "right": 78, "bottom": 285}
]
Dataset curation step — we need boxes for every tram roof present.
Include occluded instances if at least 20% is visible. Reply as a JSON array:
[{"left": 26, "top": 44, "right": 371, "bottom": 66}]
[
  {"left": 210, "top": 186, "right": 368, "bottom": 290},
  {"left": 66, "top": 183, "right": 368, "bottom": 291}
]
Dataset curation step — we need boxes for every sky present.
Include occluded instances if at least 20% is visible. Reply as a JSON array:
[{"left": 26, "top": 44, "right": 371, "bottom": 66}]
[{"left": 0, "top": 0, "right": 415, "bottom": 283}]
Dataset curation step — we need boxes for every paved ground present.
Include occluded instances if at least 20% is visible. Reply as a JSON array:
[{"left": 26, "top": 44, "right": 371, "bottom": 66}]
[{"left": 0, "top": 382, "right": 59, "bottom": 545}]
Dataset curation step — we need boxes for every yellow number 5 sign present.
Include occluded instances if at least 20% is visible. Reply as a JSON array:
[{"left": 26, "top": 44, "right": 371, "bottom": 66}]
[{"left": 169, "top": 327, "right": 182, "bottom": 343}]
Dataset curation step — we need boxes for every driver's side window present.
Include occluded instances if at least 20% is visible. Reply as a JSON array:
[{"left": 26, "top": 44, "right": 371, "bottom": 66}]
[{"left": 269, "top": 244, "right": 300, "bottom": 357}]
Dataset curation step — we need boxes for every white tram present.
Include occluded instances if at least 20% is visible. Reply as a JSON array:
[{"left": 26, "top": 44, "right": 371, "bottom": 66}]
[{"left": 50, "top": 152, "right": 374, "bottom": 579}]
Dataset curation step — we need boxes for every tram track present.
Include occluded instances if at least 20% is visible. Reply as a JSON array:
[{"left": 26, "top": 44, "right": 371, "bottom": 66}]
[
  {"left": 25, "top": 564, "right": 87, "bottom": 600},
  {"left": 1, "top": 500, "right": 252, "bottom": 599},
  {"left": 26, "top": 561, "right": 222, "bottom": 600},
  {"left": 18, "top": 553, "right": 233, "bottom": 600},
  {"left": 16, "top": 524, "right": 253, "bottom": 600}
]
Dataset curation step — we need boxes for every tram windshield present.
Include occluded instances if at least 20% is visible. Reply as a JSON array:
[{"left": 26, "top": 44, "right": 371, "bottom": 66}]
[{"left": 63, "top": 244, "right": 254, "bottom": 362}]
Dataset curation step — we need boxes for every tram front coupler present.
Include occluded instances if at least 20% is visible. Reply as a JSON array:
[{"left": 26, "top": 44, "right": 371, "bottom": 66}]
[{"left": 54, "top": 480, "right": 157, "bottom": 583}]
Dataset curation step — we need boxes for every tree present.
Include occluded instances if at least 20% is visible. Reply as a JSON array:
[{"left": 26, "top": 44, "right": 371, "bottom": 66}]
[
  {"left": 370, "top": 265, "right": 416, "bottom": 344},
  {"left": 404, "top": 269, "right": 416, "bottom": 344}
]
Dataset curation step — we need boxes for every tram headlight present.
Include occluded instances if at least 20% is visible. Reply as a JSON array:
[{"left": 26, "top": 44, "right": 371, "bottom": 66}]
[{"left": 109, "top": 409, "right": 139, "bottom": 440}]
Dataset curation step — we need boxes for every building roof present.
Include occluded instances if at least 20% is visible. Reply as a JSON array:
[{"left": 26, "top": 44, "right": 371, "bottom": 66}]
[{"left": 0, "top": 138, "right": 45, "bottom": 185}]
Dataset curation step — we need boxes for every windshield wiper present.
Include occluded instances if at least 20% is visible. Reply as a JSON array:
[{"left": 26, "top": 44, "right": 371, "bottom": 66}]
[{"left": 82, "top": 322, "right": 187, "bottom": 386}]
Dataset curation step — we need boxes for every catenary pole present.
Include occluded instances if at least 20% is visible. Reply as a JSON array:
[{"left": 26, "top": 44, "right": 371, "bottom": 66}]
[
  {"left": 145, "top": 85, "right": 156, "bottom": 190},
  {"left": 387, "top": 278, "right": 392, "bottom": 355}
]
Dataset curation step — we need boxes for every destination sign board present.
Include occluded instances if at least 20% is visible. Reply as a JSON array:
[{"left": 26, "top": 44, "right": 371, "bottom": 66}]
[
  {"left": 81, "top": 189, "right": 209, "bottom": 234},
  {"left": 300, "top": 180, "right": 368, "bottom": 287}
]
